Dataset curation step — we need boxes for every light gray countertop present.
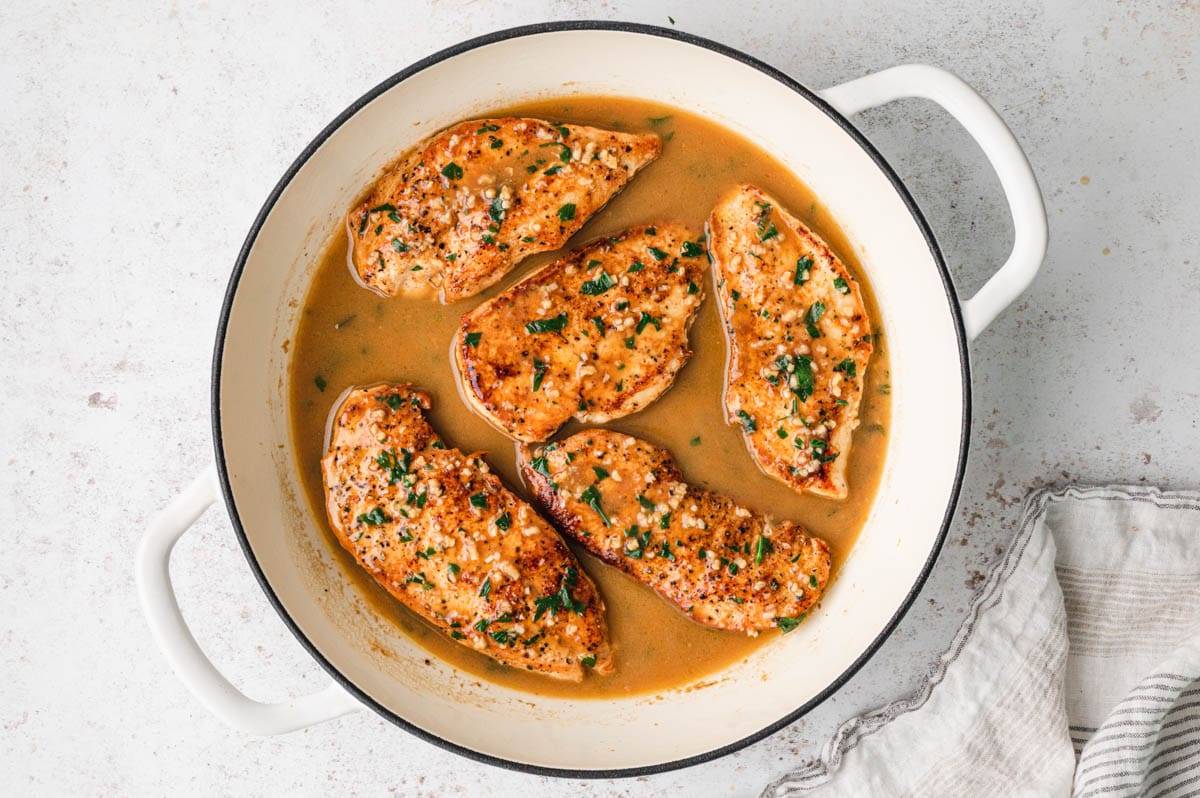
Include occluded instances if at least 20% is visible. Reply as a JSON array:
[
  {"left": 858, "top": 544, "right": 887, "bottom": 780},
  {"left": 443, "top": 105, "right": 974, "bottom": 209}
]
[{"left": 3, "top": 1, "right": 1197, "bottom": 795}]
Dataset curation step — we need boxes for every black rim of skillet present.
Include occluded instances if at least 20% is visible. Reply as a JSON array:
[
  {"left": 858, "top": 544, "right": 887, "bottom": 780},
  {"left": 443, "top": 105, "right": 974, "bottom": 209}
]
[{"left": 211, "top": 20, "right": 971, "bottom": 780}]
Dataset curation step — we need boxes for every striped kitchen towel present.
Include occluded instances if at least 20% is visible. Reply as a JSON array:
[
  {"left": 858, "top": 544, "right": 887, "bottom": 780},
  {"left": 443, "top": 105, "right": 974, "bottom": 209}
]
[{"left": 764, "top": 486, "right": 1200, "bottom": 797}]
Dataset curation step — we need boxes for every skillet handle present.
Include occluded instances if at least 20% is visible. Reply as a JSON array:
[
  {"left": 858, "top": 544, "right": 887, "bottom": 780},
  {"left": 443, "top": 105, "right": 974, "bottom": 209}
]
[
  {"left": 818, "top": 64, "right": 1048, "bottom": 340},
  {"left": 136, "top": 464, "right": 362, "bottom": 734}
]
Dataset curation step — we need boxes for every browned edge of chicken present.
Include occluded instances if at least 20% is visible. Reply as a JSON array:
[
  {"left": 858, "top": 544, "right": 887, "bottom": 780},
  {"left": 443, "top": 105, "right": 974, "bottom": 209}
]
[
  {"left": 320, "top": 383, "right": 613, "bottom": 680},
  {"left": 347, "top": 118, "right": 661, "bottom": 302},
  {"left": 518, "top": 429, "right": 832, "bottom": 635},
  {"left": 706, "top": 184, "right": 873, "bottom": 499},
  {"left": 452, "top": 222, "right": 707, "bottom": 442}
]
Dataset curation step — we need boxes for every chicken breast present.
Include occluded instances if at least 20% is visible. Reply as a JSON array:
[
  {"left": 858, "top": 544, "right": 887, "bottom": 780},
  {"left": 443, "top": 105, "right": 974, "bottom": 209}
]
[
  {"left": 520, "top": 430, "right": 831, "bottom": 634},
  {"left": 707, "top": 185, "right": 873, "bottom": 499},
  {"left": 454, "top": 223, "right": 707, "bottom": 442},
  {"left": 348, "top": 118, "right": 661, "bottom": 302},
  {"left": 321, "top": 384, "right": 612, "bottom": 680}
]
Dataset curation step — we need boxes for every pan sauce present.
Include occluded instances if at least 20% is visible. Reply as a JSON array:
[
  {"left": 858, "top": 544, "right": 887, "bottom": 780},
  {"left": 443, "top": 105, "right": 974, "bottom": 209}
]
[{"left": 288, "top": 96, "right": 891, "bottom": 699}]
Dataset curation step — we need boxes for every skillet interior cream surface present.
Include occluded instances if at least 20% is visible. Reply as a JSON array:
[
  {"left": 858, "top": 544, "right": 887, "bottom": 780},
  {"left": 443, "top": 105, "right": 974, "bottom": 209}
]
[{"left": 288, "top": 96, "right": 892, "bottom": 699}]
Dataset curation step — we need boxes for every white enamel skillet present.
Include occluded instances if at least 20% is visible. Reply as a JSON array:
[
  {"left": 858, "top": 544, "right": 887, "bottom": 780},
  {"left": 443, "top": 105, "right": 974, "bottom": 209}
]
[{"left": 136, "top": 22, "right": 1047, "bottom": 776}]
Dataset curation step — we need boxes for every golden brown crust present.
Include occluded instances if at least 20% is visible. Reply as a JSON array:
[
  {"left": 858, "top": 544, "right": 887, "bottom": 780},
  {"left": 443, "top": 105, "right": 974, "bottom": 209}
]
[
  {"left": 707, "top": 185, "right": 873, "bottom": 499},
  {"left": 520, "top": 430, "right": 831, "bottom": 634},
  {"left": 454, "top": 223, "right": 707, "bottom": 442},
  {"left": 321, "top": 384, "right": 612, "bottom": 680},
  {"left": 348, "top": 118, "right": 661, "bottom": 302}
]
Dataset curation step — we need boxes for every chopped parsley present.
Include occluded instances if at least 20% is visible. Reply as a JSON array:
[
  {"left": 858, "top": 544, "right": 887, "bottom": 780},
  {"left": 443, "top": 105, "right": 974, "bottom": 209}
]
[
  {"left": 681, "top": 241, "right": 704, "bottom": 257},
  {"left": 525, "top": 313, "right": 568, "bottom": 334},
  {"left": 771, "top": 354, "right": 815, "bottom": 402},
  {"left": 794, "top": 256, "right": 813, "bottom": 286},
  {"left": 833, "top": 358, "right": 857, "bottom": 378},
  {"left": 627, "top": 260, "right": 645, "bottom": 273},
  {"left": 623, "top": 525, "right": 652, "bottom": 559},
  {"left": 736, "top": 410, "right": 757, "bottom": 433},
  {"left": 375, "top": 447, "right": 412, "bottom": 486},
  {"left": 804, "top": 302, "right": 826, "bottom": 338},
  {"left": 404, "top": 573, "right": 433, "bottom": 590},
  {"left": 592, "top": 466, "right": 610, "bottom": 481},
  {"left": 635, "top": 312, "right": 661, "bottom": 334},
  {"left": 529, "top": 455, "right": 551, "bottom": 477},
  {"left": 580, "top": 270, "right": 616, "bottom": 295},
  {"left": 687, "top": 280, "right": 700, "bottom": 294},
  {"left": 833, "top": 277, "right": 850, "bottom": 294},
  {"left": 496, "top": 512, "right": 512, "bottom": 531},
  {"left": 810, "top": 439, "right": 839, "bottom": 463},
  {"left": 581, "top": 655, "right": 597, "bottom": 668},
  {"left": 591, "top": 316, "right": 605, "bottom": 335},
  {"left": 440, "top": 162, "right": 463, "bottom": 180},
  {"left": 557, "top": 203, "right": 577, "bottom": 222},
  {"left": 647, "top": 246, "right": 668, "bottom": 261},
  {"left": 314, "top": 375, "right": 327, "bottom": 392},
  {"left": 775, "top": 616, "right": 804, "bottom": 633},
  {"left": 391, "top": 238, "right": 409, "bottom": 253},
  {"left": 539, "top": 141, "right": 572, "bottom": 162},
  {"left": 580, "top": 485, "right": 611, "bottom": 527},
  {"left": 534, "top": 566, "right": 587, "bottom": 619},
  {"left": 758, "top": 222, "right": 779, "bottom": 242},
  {"left": 357, "top": 507, "right": 390, "bottom": 526},
  {"left": 469, "top": 492, "right": 488, "bottom": 510},
  {"left": 754, "top": 535, "right": 774, "bottom": 564},
  {"left": 464, "top": 331, "right": 482, "bottom": 347},
  {"left": 531, "top": 358, "right": 549, "bottom": 392},
  {"left": 637, "top": 494, "right": 656, "bottom": 510},
  {"left": 479, "top": 578, "right": 492, "bottom": 598}
]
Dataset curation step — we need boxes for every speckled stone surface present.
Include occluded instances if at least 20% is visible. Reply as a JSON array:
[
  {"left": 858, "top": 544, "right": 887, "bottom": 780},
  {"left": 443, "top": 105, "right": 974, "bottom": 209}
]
[{"left": 3, "top": 1, "right": 1197, "bottom": 794}]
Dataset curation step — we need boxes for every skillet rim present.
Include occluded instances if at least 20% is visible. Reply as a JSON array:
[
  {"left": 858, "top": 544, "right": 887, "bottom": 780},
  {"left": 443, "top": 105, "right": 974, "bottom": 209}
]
[{"left": 210, "top": 19, "right": 972, "bottom": 779}]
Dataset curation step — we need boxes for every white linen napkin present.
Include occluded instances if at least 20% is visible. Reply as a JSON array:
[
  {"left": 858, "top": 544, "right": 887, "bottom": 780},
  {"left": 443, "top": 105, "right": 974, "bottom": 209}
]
[{"left": 764, "top": 486, "right": 1200, "bottom": 797}]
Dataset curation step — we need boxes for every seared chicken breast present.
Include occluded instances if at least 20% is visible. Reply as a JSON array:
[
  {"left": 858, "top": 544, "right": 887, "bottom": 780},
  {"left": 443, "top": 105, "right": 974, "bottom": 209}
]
[
  {"left": 321, "top": 384, "right": 612, "bottom": 680},
  {"left": 454, "top": 223, "right": 707, "bottom": 442},
  {"left": 707, "top": 185, "right": 873, "bottom": 499},
  {"left": 348, "top": 118, "right": 661, "bottom": 302},
  {"left": 520, "top": 430, "right": 831, "bottom": 634}
]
